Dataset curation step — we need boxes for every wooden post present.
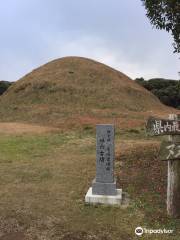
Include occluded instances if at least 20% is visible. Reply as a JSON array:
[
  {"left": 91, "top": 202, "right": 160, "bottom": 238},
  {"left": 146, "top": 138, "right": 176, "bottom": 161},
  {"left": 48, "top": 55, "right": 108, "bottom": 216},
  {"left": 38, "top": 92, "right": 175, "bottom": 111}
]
[{"left": 167, "top": 114, "right": 180, "bottom": 217}]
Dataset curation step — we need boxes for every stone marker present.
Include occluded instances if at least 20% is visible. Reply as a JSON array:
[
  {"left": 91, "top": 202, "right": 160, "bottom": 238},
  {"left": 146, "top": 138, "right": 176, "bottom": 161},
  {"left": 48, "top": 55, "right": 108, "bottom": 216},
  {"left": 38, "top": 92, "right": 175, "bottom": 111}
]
[
  {"left": 92, "top": 124, "right": 116, "bottom": 195},
  {"left": 85, "top": 124, "right": 122, "bottom": 205}
]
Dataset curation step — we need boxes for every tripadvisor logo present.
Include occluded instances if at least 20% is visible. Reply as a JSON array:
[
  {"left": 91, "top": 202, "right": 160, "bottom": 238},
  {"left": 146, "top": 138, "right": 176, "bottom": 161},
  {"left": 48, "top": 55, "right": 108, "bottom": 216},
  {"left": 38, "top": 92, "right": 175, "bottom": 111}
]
[
  {"left": 135, "top": 226, "right": 174, "bottom": 236},
  {"left": 135, "top": 227, "right": 143, "bottom": 236}
]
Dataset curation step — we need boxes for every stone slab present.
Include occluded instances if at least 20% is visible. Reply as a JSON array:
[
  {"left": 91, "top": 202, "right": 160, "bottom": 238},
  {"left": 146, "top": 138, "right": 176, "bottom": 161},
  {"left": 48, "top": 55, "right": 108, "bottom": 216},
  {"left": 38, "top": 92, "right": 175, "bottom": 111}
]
[
  {"left": 85, "top": 187, "right": 122, "bottom": 205},
  {"left": 92, "top": 178, "right": 117, "bottom": 196}
]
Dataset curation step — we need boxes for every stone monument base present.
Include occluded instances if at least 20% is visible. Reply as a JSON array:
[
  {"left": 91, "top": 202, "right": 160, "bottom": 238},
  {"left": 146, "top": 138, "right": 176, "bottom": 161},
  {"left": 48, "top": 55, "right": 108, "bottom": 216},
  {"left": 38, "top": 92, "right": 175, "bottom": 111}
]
[
  {"left": 92, "top": 178, "right": 117, "bottom": 196},
  {"left": 85, "top": 187, "right": 122, "bottom": 205}
]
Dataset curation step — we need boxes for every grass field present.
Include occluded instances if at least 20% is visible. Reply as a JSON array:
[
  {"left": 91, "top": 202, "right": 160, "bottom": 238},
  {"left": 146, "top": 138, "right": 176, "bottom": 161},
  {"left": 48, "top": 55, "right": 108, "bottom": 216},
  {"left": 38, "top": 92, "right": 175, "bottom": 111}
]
[{"left": 0, "top": 127, "right": 179, "bottom": 240}]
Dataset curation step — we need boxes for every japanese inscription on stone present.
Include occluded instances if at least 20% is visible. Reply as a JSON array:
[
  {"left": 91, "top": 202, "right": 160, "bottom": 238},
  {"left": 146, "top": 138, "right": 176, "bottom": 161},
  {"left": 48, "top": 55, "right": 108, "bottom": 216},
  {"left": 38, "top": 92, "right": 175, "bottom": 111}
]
[{"left": 96, "top": 124, "right": 114, "bottom": 183}]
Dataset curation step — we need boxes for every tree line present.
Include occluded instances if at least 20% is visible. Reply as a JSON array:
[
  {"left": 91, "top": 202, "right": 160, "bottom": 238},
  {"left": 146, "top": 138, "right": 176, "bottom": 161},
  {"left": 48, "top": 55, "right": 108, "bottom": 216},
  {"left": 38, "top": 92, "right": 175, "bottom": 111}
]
[
  {"left": 135, "top": 78, "right": 180, "bottom": 109},
  {"left": 0, "top": 81, "right": 13, "bottom": 95}
]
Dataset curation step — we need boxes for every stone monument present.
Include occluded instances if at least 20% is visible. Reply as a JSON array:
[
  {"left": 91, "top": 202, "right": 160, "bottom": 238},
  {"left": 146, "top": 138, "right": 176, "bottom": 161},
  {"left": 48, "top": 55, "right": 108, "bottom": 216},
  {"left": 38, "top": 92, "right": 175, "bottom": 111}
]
[{"left": 85, "top": 124, "right": 122, "bottom": 205}]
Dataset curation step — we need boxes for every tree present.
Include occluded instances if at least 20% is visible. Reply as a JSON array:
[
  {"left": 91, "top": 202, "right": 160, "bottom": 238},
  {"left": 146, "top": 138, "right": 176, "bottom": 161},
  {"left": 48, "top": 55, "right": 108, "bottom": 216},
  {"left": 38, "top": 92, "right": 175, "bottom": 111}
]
[
  {"left": 0, "top": 81, "right": 12, "bottom": 95},
  {"left": 135, "top": 78, "right": 180, "bottom": 108},
  {"left": 141, "top": 0, "right": 180, "bottom": 53}
]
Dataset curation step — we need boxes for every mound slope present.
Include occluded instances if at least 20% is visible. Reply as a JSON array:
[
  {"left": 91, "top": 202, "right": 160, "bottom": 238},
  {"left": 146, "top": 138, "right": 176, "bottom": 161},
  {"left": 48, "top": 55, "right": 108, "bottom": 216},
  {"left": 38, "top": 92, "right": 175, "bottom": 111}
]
[{"left": 0, "top": 57, "right": 174, "bottom": 129}]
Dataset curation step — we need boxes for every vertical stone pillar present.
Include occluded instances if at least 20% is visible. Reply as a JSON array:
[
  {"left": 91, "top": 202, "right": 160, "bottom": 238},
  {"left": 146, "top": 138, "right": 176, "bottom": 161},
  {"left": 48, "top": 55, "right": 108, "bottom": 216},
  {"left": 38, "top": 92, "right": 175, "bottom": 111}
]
[
  {"left": 92, "top": 124, "right": 117, "bottom": 195},
  {"left": 85, "top": 124, "right": 122, "bottom": 205}
]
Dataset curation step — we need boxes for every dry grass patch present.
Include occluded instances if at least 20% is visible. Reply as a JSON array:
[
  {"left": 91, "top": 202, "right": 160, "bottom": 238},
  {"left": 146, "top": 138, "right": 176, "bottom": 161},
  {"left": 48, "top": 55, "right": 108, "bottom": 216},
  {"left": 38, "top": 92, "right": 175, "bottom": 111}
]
[{"left": 0, "top": 122, "right": 59, "bottom": 135}]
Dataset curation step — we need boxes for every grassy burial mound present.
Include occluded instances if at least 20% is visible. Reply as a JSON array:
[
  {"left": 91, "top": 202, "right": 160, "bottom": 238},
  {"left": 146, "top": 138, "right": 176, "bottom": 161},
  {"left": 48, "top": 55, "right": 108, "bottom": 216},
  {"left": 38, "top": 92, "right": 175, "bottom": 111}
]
[{"left": 0, "top": 57, "right": 174, "bottom": 129}]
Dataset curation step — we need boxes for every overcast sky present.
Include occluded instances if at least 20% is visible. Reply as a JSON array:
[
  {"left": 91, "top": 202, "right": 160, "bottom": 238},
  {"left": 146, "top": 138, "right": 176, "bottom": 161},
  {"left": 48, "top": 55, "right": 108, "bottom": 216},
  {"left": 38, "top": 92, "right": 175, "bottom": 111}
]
[{"left": 0, "top": 0, "right": 179, "bottom": 82}]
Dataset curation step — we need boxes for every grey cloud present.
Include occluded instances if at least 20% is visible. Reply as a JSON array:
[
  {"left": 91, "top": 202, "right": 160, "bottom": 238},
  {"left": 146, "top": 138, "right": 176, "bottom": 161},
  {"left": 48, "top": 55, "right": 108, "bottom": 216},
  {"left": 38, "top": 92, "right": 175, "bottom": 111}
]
[{"left": 0, "top": 0, "right": 179, "bottom": 81}]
